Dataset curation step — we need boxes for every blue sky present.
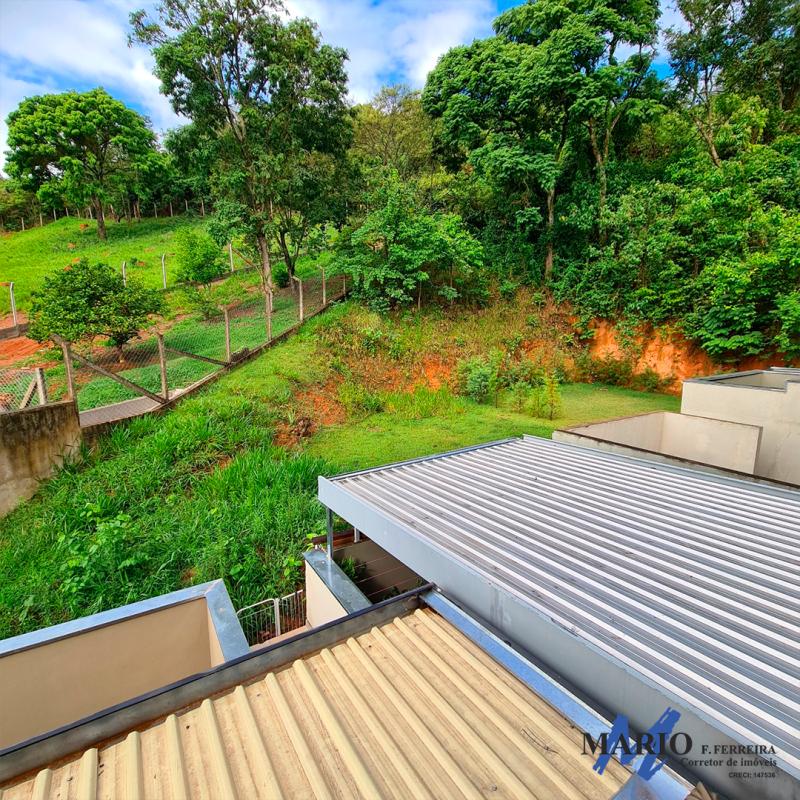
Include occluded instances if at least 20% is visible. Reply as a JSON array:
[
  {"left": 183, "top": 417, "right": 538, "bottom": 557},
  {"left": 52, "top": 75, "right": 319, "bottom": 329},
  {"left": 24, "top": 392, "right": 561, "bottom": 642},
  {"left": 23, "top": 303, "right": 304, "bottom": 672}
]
[{"left": 0, "top": 0, "right": 679, "bottom": 168}]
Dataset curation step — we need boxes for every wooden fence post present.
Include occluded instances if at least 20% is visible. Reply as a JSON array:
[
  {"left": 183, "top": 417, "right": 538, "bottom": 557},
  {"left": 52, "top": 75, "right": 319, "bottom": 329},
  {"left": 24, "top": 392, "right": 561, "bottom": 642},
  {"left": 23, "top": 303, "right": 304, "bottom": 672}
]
[
  {"left": 55, "top": 337, "right": 76, "bottom": 400},
  {"left": 53, "top": 208, "right": 57, "bottom": 222},
  {"left": 294, "top": 277, "right": 304, "bottom": 321},
  {"left": 65, "top": 206, "right": 70, "bottom": 217},
  {"left": 20, "top": 217, "right": 25, "bottom": 231},
  {"left": 153, "top": 203, "right": 158, "bottom": 219},
  {"left": 229, "top": 241, "right": 235, "bottom": 272},
  {"left": 169, "top": 200, "right": 174, "bottom": 217},
  {"left": 157, "top": 334, "right": 169, "bottom": 400},
  {"left": 322, "top": 266, "right": 327, "bottom": 306},
  {"left": 8, "top": 282, "right": 19, "bottom": 336},
  {"left": 122, "top": 261, "right": 127, "bottom": 286},
  {"left": 223, "top": 308, "right": 232, "bottom": 363},
  {"left": 200, "top": 198, "right": 205, "bottom": 217},
  {"left": 39, "top": 212, "right": 43, "bottom": 227},
  {"left": 35, "top": 368, "right": 48, "bottom": 405},
  {"left": 184, "top": 198, "right": 189, "bottom": 213},
  {"left": 161, "top": 254, "right": 167, "bottom": 289},
  {"left": 266, "top": 290, "right": 273, "bottom": 342}
]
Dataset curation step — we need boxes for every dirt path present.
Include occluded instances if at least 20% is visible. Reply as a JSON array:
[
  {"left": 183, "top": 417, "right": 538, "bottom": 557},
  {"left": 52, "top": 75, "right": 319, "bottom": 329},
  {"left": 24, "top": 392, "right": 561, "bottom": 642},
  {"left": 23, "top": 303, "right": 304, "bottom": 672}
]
[{"left": 0, "top": 335, "right": 44, "bottom": 367}]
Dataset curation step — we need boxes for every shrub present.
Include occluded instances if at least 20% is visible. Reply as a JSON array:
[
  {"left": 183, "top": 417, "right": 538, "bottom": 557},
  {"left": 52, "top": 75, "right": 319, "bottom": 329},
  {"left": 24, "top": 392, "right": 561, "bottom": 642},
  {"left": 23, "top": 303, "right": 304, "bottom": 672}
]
[
  {"left": 528, "top": 372, "right": 562, "bottom": 420},
  {"left": 174, "top": 228, "right": 225, "bottom": 286},
  {"left": 28, "top": 259, "right": 164, "bottom": 356}
]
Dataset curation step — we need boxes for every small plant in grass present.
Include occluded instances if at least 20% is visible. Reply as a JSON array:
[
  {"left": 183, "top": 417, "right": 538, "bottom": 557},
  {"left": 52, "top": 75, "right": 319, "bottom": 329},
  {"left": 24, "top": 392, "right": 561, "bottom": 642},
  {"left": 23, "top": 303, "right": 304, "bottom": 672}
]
[
  {"left": 337, "top": 381, "right": 383, "bottom": 416},
  {"left": 510, "top": 380, "right": 530, "bottom": 412},
  {"left": 174, "top": 228, "right": 225, "bottom": 286},
  {"left": 527, "top": 372, "right": 562, "bottom": 420}
]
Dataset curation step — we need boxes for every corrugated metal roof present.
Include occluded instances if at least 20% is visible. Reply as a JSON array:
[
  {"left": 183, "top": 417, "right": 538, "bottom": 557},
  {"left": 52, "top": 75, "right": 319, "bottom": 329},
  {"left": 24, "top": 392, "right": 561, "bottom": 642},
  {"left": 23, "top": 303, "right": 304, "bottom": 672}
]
[
  {"left": 323, "top": 436, "right": 800, "bottom": 782},
  {"left": 0, "top": 608, "right": 632, "bottom": 799}
]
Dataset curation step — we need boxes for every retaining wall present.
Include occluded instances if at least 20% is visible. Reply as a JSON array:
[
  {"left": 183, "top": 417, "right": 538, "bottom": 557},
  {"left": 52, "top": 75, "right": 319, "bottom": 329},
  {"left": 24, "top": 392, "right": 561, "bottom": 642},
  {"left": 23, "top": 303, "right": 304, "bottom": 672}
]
[{"left": 0, "top": 400, "right": 81, "bottom": 516}]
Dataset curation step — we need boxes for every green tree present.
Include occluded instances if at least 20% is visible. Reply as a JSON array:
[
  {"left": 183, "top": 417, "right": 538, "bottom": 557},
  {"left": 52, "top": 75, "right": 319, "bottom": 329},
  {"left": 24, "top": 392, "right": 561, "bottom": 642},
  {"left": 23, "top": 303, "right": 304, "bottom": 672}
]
[
  {"left": 353, "top": 85, "right": 435, "bottom": 178},
  {"left": 131, "top": 0, "right": 352, "bottom": 294},
  {"left": 4, "top": 88, "right": 156, "bottom": 240},
  {"left": 29, "top": 260, "right": 164, "bottom": 359},
  {"left": 174, "top": 228, "right": 225, "bottom": 285},
  {"left": 336, "top": 175, "right": 484, "bottom": 311}
]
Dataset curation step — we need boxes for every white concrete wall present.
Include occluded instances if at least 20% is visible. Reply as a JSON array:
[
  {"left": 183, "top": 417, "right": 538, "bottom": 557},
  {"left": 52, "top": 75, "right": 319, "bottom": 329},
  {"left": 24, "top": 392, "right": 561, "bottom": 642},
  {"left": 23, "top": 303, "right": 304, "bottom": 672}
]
[
  {"left": 559, "top": 411, "right": 762, "bottom": 475},
  {"left": 305, "top": 561, "right": 348, "bottom": 628},
  {"left": 681, "top": 380, "right": 800, "bottom": 484}
]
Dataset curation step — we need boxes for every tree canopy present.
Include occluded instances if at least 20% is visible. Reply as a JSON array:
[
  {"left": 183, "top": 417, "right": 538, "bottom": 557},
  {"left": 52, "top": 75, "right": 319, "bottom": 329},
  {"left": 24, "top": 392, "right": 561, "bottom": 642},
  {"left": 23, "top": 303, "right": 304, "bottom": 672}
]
[
  {"left": 131, "top": 0, "right": 352, "bottom": 292},
  {"left": 4, "top": 88, "right": 156, "bottom": 239}
]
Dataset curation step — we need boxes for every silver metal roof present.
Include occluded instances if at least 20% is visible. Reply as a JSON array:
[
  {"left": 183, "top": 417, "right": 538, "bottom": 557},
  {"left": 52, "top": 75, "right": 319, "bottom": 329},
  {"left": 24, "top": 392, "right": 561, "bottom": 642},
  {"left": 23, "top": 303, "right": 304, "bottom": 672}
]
[{"left": 319, "top": 436, "right": 800, "bottom": 800}]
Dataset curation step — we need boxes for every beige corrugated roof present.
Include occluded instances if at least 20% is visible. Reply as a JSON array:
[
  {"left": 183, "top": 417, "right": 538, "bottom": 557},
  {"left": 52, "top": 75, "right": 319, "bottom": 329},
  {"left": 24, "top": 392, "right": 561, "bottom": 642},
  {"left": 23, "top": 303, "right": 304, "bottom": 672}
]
[{"left": 1, "top": 608, "right": 631, "bottom": 799}]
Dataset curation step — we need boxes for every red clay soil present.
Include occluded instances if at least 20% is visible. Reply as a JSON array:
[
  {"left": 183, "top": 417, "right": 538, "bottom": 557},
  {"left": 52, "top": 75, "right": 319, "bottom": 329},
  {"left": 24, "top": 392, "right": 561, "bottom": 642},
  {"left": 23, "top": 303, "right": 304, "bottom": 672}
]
[
  {"left": 588, "top": 320, "right": 788, "bottom": 394},
  {"left": 418, "top": 355, "right": 453, "bottom": 389},
  {"left": 0, "top": 335, "right": 45, "bottom": 367}
]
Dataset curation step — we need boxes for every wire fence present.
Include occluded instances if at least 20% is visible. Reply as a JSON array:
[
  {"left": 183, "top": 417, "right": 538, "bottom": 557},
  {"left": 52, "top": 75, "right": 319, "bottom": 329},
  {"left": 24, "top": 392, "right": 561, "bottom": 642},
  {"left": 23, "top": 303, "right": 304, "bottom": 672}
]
[
  {"left": 236, "top": 590, "right": 306, "bottom": 646},
  {"left": 0, "top": 272, "right": 346, "bottom": 424}
]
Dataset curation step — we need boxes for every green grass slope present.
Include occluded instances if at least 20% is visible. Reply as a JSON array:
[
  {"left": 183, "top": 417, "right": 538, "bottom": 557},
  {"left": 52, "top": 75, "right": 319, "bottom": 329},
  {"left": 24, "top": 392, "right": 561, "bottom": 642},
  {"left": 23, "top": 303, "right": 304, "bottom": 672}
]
[
  {"left": 0, "top": 215, "right": 237, "bottom": 314},
  {"left": 0, "top": 300, "right": 678, "bottom": 638}
]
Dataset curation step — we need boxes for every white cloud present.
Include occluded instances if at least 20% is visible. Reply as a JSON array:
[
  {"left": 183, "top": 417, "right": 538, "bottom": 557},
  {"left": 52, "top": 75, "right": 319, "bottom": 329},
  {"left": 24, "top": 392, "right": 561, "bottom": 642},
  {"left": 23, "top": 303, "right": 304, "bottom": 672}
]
[
  {"left": 287, "top": 0, "right": 494, "bottom": 102},
  {"left": 0, "top": 0, "right": 181, "bottom": 168}
]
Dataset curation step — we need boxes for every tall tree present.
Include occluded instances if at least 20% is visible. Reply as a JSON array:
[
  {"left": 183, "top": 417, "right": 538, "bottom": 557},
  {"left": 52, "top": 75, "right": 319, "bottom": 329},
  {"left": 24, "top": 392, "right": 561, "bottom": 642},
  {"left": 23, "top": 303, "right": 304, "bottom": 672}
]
[
  {"left": 131, "top": 0, "right": 352, "bottom": 292},
  {"left": 4, "top": 88, "right": 156, "bottom": 240},
  {"left": 353, "top": 85, "right": 435, "bottom": 178}
]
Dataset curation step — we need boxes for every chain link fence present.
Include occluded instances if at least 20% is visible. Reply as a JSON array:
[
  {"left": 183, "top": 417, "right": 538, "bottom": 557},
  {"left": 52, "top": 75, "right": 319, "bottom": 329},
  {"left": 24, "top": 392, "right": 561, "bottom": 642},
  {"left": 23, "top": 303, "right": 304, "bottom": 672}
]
[{"left": 0, "top": 271, "right": 346, "bottom": 423}]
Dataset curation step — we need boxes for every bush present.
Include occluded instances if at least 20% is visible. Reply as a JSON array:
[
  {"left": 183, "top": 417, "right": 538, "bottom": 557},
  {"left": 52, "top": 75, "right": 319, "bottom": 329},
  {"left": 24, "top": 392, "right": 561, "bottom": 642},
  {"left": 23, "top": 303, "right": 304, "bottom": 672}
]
[
  {"left": 273, "top": 261, "right": 290, "bottom": 288},
  {"left": 28, "top": 259, "right": 164, "bottom": 354},
  {"left": 527, "top": 372, "right": 562, "bottom": 420},
  {"left": 174, "top": 228, "right": 225, "bottom": 286}
]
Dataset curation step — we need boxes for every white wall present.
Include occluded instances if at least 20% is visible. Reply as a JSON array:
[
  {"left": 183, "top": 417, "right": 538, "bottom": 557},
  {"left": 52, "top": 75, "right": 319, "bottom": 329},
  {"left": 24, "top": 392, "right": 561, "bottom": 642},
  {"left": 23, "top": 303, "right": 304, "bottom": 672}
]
[
  {"left": 560, "top": 412, "right": 762, "bottom": 475},
  {"left": 681, "top": 380, "right": 800, "bottom": 484}
]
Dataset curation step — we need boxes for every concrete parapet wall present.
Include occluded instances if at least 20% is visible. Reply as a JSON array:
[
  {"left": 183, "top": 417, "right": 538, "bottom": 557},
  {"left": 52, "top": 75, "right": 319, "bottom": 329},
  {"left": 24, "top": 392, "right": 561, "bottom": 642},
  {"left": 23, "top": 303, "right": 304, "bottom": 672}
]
[{"left": 0, "top": 401, "right": 82, "bottom": 517}]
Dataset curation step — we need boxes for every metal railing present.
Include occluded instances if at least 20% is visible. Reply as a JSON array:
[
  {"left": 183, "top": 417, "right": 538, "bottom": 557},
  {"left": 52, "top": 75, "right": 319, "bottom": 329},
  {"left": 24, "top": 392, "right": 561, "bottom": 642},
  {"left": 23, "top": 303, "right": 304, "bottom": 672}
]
[{"left": 236, "top": 590, "right": 306, "bottom": 646}]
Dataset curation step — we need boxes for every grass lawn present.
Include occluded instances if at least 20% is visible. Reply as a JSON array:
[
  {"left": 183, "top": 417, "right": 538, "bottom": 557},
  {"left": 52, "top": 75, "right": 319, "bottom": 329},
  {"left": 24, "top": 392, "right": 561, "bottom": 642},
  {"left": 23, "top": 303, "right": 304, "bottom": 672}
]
[
  {"left": 0, "top": 299, "right": 679, "bottom": 638},
  {"left": 306, "top": 383, "right": 679, "bottom": 471},
  {"left": 0, "top": 215, "right": 333, "bottom": 316},
  {"left": 0, "top": 216, "right": 250, "bottom": 314}
]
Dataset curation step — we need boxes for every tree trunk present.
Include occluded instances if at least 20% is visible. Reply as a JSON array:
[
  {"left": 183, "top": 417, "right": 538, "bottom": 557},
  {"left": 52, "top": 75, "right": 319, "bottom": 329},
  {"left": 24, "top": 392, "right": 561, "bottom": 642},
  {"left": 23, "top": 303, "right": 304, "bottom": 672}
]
[
  {"left": 544, "top": 188, "right": 555, "bottom": 281},
  {"left": 93, "top": 198, "right": 107, "bottom": 240},
  {"left": 256, "top": 233, "right": 273, "bottom": 295}
]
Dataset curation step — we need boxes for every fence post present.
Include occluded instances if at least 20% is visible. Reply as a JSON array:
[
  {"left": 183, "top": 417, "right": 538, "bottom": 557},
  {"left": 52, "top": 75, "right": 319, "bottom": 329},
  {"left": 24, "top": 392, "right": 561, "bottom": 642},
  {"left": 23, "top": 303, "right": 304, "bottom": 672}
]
[
  {"left": 169, "top": 200, "right": 174, "bottom": 217},
  {"left": 200, "top": 198, "right": 205, "bottom": 217},
  {"left": 20, "top": 217, "right": 25, "bottom": 231},
  {"left": 153, "top": 203, "right": 158, "bottom": 218},
  {"left": 265, "top": 290, "right": 273, "bottom": 342},
  {"left": 9, "top": 282, "right": 19, "bottom": 336},
  {"left": 343, "top": 273, "right": 346, "bottom": 296},
  {"left": 53, "top": 208, "right": 57, "bottom": 222},
  {"left": 295, "top": 277, "right": 304, "bottom": 321},
  {"left": 322, "top": 266, "right": 327, "bottom": 306},
  {"left": 39, "top": 212, "right": 43, "bottom": 227},
  {"left": 223, "top": 308, "right": 231, "bottom": 363},
  {"left": 121, "top": 261, "right": 127, "bottom": 286},
  {"left": 65, "top": 206, "right": 70, "bottom": 218},
  {"left": 56, "top": 337, "right": 76, "bottom": 400},
  {"left": 157, "top": 334, "right": 169, "bottom": 400},
  {"left": 229, "top": 241, "right": 234, "bottom": 272},
  {"left": 273, "top": 598, "right": 281, "bottom": 638},
  {"left": 184, "top": 198, "right": 189, "bottom": 213},
  {"left": 35, "top": 368, "right": 48, "bottom": 405},
  {"left": 161, "top": 254, "right": 167, "bottom": 289}
]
